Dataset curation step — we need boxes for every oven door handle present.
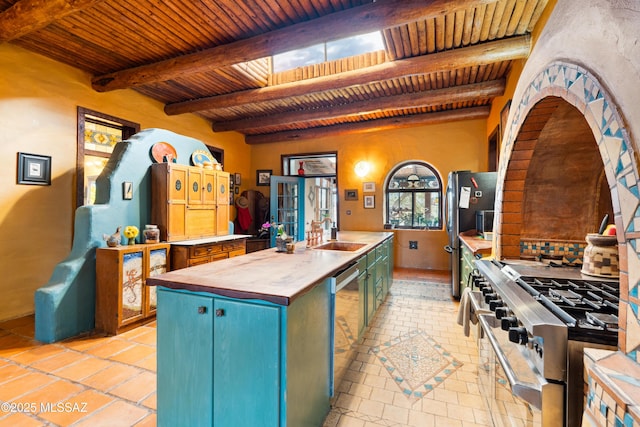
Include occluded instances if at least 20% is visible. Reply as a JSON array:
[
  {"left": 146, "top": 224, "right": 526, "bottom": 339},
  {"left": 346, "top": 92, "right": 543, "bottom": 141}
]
[{"left": 478, "top": 314, "right": 544, "bottom": 410}]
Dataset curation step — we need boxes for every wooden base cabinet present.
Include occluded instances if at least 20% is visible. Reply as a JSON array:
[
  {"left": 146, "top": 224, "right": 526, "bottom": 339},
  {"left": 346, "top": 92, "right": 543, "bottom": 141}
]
[
  {"left": 156, "top": 279, "right": 332, "bottom": 427},
  {"left": 170, "top": 238, "right": 246, "bottom": 270},
  {"left": 95, "top": 243, "right": 170, "bottom": 335}
]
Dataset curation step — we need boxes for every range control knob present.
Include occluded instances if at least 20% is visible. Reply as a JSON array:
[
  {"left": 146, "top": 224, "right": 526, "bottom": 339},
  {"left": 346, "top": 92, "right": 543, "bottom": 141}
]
[
  {"left": 495, "top": 307, "right": 509, "bottom": 320},
  {"left": 508, "top": 327, "right": 528, "bottom": 345},
  {"left": 484, "top": 293, "right": 499, "bottom": 304},
  {"left": 501, "top": 316, "right": 518, "bottom": 331},
  {"left": 489, "top": 299, "right": 504, "bottom": 311},
  {"left": 481, "top": 287, "right": 493, "bottom": 296}
]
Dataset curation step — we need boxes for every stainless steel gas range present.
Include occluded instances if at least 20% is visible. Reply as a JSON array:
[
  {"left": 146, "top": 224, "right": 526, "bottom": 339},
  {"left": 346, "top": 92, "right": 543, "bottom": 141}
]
[{"left": 472, "top": 259, "right": 619, "bottom": 427}]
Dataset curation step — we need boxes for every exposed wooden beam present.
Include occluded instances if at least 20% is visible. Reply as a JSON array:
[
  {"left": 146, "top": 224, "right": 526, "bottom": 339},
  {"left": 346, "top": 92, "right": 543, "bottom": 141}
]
[
  {"left": 213, "top": 80, "right": 504, "bottom": 133},
  {"left": 91, "top": 0, "right": 497, "bottom": 92},
  {"left": 244, "top": 106, "right": 491, "bottom": 144},
  {"left": 0, "top": 0, "right": 103, "bottom": 42},
  {"left": 166, "top": 36, "right": 528, "bottom": 116}
]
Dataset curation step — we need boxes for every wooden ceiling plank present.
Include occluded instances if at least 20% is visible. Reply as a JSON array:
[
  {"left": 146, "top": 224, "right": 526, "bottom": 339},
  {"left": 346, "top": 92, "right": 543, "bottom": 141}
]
[
  {"left": 488, "top": 0, "right": 507, "bottom": 40},
  {"left": 165, "top": 35, "right": 529, "bottom": 115},
  {"left": 244, "top": 106, "right": 491, "bottom": 144},
  {"left": 435, "top": 14, "right": 445, "bottom": 51},
  {"left": 479, "top": 1, "right": 496, "bottom": 41},
  {"left": 444, "top": 12, "right": 455, "bottom": 49},
  {"left": 515, "top": 0, "right": 540, "bottom": 34},
  {"left": 496, "top": 0, "right": 517, "bottom": 38},
  {"left": 506, "top": 0, "right": 527, "bottom": 36},
  {"left": 470, "top": 3, "right": 486, "bottom": 44},
  {"left": 0, "top": 0, "right": 104, "bottom": 42},
  {"left": 213, "top": 79, "right": 504, "bottom": 132},
  {"left": 91, "top": 0, "right": 499, "bottom": 91},
  {"left": 526, "top": 0, "right": 549, "bottom": 32},
  {"left": 461, "top": 5, "right": 476, "bottom": 45},
  {"left": 453, "top": 9, "right": 465, "bottom": 47}
]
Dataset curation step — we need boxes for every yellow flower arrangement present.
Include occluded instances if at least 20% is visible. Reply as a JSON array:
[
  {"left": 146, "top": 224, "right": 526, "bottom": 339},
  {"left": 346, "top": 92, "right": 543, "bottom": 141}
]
[{"left": 123, "top": 225, "right": 139, "bottom": 245}]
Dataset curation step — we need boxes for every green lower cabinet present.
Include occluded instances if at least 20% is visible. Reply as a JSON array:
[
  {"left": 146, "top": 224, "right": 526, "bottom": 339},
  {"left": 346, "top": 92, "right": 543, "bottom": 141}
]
[
  {"left": 157, "top": 280, "right": 332, "bottom": 427},
  {"left": 357, "top": 269, "right": 367, "bottom": 338}
]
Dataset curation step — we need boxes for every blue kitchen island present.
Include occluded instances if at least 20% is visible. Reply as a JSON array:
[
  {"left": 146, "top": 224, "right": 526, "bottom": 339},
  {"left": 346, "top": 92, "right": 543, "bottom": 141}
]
[{"left": 147, "top": 231, "right": 393, "bottom": 427}]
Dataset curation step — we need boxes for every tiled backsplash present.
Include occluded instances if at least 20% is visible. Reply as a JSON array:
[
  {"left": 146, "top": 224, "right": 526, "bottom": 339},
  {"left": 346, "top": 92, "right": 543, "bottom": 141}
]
[{"left": 520, "top": 239, "right": 585, "bottom": 265}]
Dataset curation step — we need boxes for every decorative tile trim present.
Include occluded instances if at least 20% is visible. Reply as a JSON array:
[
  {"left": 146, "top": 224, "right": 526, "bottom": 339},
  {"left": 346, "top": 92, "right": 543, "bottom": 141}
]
[
  {"left": 520, "top": 239, "right": 586, "bottom": 265},
  {"left": 497, "top": 61, "right": 640, "bottom": 356}
]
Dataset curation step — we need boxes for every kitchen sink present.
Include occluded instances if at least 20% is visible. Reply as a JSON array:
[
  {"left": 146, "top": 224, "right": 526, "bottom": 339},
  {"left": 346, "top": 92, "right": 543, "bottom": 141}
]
[{"left": 314, "top": 241, "right": 367, "bottom": 251}]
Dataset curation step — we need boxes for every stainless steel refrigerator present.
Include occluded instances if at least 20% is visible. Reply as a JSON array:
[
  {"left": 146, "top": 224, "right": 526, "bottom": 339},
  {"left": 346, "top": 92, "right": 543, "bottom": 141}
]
[{"left": 444, "top": 170, "right": 497, "bottom": 298}]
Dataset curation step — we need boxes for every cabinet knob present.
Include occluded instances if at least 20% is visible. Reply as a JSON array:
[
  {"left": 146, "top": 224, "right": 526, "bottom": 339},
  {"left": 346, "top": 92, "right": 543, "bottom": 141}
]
[
  {"left": 215, "top": 308, "right": 225, "bottom": 317},
  {"left": 197, "top": 306, "right": 207, "bottom": 314}
]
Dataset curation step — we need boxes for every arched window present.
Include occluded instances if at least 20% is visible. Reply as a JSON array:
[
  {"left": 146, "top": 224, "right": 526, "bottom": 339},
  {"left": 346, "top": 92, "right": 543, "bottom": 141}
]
[{"left": 385, "top": 162, "right": 442, "bottom": 229}]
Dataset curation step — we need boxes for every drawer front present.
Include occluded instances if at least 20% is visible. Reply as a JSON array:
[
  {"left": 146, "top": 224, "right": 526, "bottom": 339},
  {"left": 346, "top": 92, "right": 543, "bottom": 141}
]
[
  {"left": 228, "top": 248, "right": 246, "bottom": 258},
  {"left": 188, "top": 257, "right": 211, "bottom": 267},
  {"left": 191, "top": 243, "right": 223, "bottom": 257},
  {"left": 223, "top": 241, "right": 245, "bottom": 252}
]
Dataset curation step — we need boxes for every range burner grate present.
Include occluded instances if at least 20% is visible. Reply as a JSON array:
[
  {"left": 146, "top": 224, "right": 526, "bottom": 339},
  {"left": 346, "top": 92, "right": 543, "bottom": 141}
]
[{"left": 515, "top": 276, "right": 620, "bottom": 344}]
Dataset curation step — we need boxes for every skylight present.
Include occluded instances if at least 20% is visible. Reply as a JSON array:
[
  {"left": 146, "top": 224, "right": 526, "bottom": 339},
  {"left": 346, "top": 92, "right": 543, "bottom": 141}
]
[{"left": 273, "top": 31, "right": 384, "bottom": 73}]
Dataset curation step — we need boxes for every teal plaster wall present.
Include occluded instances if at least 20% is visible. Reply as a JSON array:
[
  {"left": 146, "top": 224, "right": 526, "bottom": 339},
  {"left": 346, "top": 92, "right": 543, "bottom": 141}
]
[{"left": 34, "top": 128, "right": 212, "bottom": 343}]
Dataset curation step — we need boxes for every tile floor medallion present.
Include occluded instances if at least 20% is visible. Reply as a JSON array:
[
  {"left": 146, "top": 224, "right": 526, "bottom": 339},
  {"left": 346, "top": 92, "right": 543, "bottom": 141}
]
[{"left": 371, "top": 330, "right": 461, "bottom": 400}]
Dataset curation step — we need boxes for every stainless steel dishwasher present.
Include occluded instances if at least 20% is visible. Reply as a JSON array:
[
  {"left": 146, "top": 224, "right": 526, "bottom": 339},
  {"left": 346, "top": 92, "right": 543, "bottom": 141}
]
[{"left": 329, "top": 262, "right": 359, "bottom": 396}]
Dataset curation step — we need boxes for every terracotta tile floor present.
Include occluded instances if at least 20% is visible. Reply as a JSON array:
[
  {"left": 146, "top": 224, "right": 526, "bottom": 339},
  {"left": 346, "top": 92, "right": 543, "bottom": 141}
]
[{"left": 0, "top": 268, "right": 485, "bottom": 427}]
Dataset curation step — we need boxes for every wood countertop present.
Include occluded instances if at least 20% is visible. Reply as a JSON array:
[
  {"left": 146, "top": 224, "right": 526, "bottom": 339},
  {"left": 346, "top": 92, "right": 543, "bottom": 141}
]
[
  {"left": 147, "top": 231, "right": 393, "bottom": 306},
  {"left": 459, "top": 231, "right": 492, "bottom": 255}
]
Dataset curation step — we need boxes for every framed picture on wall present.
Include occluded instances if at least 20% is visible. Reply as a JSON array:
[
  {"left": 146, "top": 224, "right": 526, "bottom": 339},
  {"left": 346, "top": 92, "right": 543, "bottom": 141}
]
[
  {"left": 17, "top": 152, "right": 51, "bottom": 185},
  {"left": 363, "top": 182, "right": 375, "bottom": 192},
  {"left": 364, "top": 195, "right": 375, "bottom": 209},
  {"left": 234, "top": 173, "right": 241, "bottom": 185},
  {"left": 344, "top": 189, "right": 358, "bottom": 201},
  {"left": 257, "top": 169, "right": 272, "bottom": 186}
]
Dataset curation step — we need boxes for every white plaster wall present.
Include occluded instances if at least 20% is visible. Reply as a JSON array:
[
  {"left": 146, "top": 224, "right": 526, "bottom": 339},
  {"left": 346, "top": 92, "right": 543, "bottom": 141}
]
[{"left": 512, "top": 0, "right": 640, "bottom": 145}]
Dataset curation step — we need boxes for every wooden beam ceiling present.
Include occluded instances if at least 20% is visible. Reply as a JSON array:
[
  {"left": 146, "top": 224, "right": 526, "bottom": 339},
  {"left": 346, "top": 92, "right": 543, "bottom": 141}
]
[
  {"left": 0, "top": 0, "right": 104, "bottom": 42},
  {"left": 214, "top": 80, "right": 505, "bottom": 132},
  {"left": 166, "top": 36, "right": 529, "bottom": 116},
  {"left": 90, "top": 0, "right": 498, "bottom": 92},
  {"left": 245, "top": 106, "right": 491, "bottom": 144}
]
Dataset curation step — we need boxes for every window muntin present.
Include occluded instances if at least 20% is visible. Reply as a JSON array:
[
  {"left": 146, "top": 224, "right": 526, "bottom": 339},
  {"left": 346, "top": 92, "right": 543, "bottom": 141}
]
[{"left": 386, "top": 163, "right": 442, "bottom": 229}]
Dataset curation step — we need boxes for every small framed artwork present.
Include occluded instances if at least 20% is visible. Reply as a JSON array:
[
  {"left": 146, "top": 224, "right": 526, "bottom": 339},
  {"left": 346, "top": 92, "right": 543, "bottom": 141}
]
[
  {"left": 234, "top": 186, "right": 239, "bottom": 194},
  {"left": 363, "top": 182, "right": 375, "bottom": 192},
  {"left": 17, "top": 152, "right": 51, "bottom": 185},
  {"left": 344, "top": 189, "right": 358, "bottom": 201},
  {"left": 257, "top": 169, "right": 272, "bottom": 186},
  {"left": 230, "top": 174, "right": 235, "bottom": 186},
  {"left": 364, "top": 195, "right": 375, "bottom": 209},
  {"left": 122, "top": 181, "right": 133, "bottom": 200},
  {"left": 234, "top": 173, "right": 241, "bottom": 186}
]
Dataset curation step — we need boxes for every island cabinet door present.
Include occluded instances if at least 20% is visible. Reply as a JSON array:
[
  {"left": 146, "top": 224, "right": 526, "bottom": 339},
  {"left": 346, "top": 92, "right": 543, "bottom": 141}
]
[
  {"left": 157, "top": 289, "right": 214, "bottom": 427},
  {"left": 212, "top": 299, "right": 280, "bottom": 426},
  {"left": 157, "top": 288, "right": 281, "bottom": 427}
]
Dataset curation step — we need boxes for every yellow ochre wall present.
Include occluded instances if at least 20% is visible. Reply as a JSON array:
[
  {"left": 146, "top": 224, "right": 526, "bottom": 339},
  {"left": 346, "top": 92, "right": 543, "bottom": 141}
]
[
  {"left": 1, "top": 34, "right": 520, "bottom": 322},
  {"left": 249, "top": 119, "right": 488, "bottom": 272},
  {"left": 0, "top": 44, "right": 250, "bottom": 322}
]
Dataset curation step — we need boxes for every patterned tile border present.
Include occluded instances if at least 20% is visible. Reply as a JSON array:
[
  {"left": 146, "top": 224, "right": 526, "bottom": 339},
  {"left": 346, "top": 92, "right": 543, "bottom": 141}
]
[{"left": 370, "top": 329, "right": 462, "bottom": 401}]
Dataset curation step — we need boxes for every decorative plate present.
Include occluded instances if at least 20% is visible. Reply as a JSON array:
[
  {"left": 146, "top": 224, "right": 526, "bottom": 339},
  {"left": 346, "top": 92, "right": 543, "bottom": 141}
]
[
  {"left": 151, "top": 142, "right": 178, "bottom": 163},
  {"left": 191, "top": 149, "right": 216, "bottom": 167}
]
